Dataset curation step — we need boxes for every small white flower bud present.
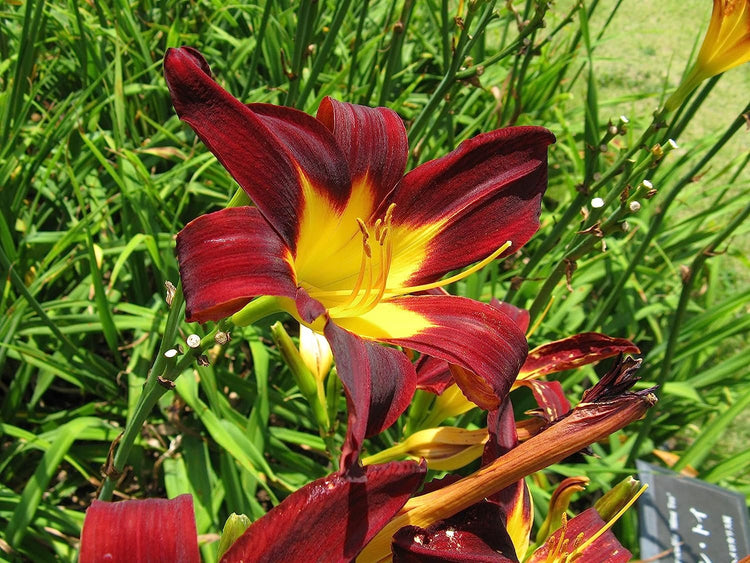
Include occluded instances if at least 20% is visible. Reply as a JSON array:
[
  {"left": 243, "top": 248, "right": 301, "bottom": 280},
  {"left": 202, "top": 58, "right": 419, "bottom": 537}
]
[
  {"left": 591, "top": 197, "right": 605, "bottom": 209},
  {"left": 629, "top": 201, "right": 641, "bottom": 212},
  {"left": 186, "top": 334, "right": 201, "bottom": 349}
]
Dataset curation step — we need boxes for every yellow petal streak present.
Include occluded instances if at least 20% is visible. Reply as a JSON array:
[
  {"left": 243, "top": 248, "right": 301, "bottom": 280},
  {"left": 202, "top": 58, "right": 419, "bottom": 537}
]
[{"left": 335, "top": 301, "right": 432, "bottom": 340}]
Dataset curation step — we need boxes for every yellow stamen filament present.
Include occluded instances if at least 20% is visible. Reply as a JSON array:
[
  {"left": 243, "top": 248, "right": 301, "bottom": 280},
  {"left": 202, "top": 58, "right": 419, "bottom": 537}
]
[
  {"left": 526, "top": 295, "right": 554, "bottom": 338},
  {"left": 564, "top": 484, "right": 648, "bottom": 561},
  {"left": 544, "top": 484, "right": 648, "bottom": 562},
  {"left": 316, "top": 202, "right": 512, "bottom": 318},
  {"left": 327, "top": 204, "right": 396, "bottom": 317},
  {"left": 383, "top": 240, "right": 512, "bottom": 297}
]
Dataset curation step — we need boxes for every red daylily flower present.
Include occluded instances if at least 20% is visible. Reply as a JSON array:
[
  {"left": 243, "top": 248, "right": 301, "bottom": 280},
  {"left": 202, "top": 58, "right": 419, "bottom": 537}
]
[
  {"left": 164, "top": 47, "right": 555, "bottom": 472},
  {"left": 78, "top": 362, "right": 653, "bottom": 563},
  {"left": 79, "top": 462, "right": 426, "bottom": 563}
]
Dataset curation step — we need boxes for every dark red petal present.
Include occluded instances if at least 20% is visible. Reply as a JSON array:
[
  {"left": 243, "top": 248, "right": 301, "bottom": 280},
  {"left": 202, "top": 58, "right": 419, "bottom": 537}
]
[
  {"left": 521, "top": 333, "right": 640, "bottom": 378},
  {"left": 480, "top": 404, "right": 533, "bottom": 560},
  {"left": 483, "top": 399, "right": 518, "bottom": 464},
  {"left": 386, "top": 126, "right": 555, "bottom": 284},
  {"left": 527, "top": 508, "right": 632, "bottom": 563},
  {"left": 247, "top": 102, "right": 351, "bottom": 203},
  {"left": 516, "top": 379, "right": 572, "bottom": 422},
  {"left": 222, "top": 461, "right": 426, "bottom": 563},
  {"left": 392, "top": 502, "right": 518, "bottom": 563},
  {"left": 414, "top": 355, "right": 453, "bottom": 394},
  {"left": 489, "top": 299, "right": 530, "bottom": 334},
  {"left": 79, "top": 495, "right": 199, "bottom": 563},
  {"left": 316, "top": 97, "right": 408, "bottom": 206},
  {"left": 164, "top": 47, "right": 350, "bottom": 249},
  {"left": 383, "top": 295, "right": 527, "bottom": 410},
  {"left": 176, "top": 207, "right": 297, "bottom": 323},
  {"left": 325, "top": 321, "right": 417, "bottom": 473}
]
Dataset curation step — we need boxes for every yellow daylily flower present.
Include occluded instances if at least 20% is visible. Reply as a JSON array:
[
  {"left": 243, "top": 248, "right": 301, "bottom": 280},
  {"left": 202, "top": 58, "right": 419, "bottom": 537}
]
[{"left": 666, "top": 0, "right": 750, "bottom": 111}]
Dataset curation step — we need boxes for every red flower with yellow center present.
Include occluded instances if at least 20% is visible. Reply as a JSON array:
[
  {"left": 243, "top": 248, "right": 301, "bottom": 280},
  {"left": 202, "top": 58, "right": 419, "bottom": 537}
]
[{"left": 164, "top": 46, "right": 555, "bottom": 472}]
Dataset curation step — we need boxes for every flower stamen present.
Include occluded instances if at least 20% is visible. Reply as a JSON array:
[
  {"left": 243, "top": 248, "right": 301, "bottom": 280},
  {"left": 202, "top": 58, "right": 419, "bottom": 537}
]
[
  {"left": 382, "top": 240, "right": 512, "bottom": 298},
  {"left": 315, "top": 202, "right": 510, "bottom": 318}
]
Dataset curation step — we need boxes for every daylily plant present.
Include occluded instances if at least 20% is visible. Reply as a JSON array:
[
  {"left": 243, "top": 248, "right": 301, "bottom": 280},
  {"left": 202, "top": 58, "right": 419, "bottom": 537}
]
[
  {"left": 79, "top": 356, "right": 655, "bottom": 562},
  {"left": 164, "top": 46, "right": 555, "bottom": 472}
]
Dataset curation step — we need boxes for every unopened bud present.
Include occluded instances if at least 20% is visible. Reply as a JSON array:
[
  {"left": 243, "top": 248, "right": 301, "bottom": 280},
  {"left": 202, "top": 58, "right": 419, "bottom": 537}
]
[
  {"left": 164, "top": 348, "right": 179, "bottom": 359},
  {"left": 591, "top": 197, "right": 605, "bottom": 209},
  {"left": 629, "top": 201, "right": 641, "bottom": 212},
  {"left": 186, "top": 334, "right": 201, "bottom": 349},
  {"left": 217, "top": 513, "right": 252, "bottom": 561},
  {"left": 299, "top": 325, "right": 333, "bottom": 383}
]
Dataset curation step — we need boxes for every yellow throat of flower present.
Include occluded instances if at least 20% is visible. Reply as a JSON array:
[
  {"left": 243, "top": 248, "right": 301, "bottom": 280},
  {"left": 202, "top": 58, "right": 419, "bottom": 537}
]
[{"left": 303, "top": 202, "right": 512, "bottom": 319}]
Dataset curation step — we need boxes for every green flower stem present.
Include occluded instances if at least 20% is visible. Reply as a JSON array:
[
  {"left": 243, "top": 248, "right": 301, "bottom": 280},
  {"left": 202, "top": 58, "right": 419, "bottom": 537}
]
[
  {"left": 98, "top": 278, "right": 245, "bottom": 501},
  {"left": 346, "top": 0, "right": 370, "bottom": 96},
  {"left": 404, "top": 389, "right": 436, "bottom": 436},
  {"left": 231, "top": 295, "right": 286, "bottom": 327},
  {"left": 377, "top": 0, "right": 415, "bottom": 107},
  {"left": 240, "top": 0, "right": 274, "bottom": 99},
  {"left": 361, "top": 442, "right": 410, "bottom": 466},
  {"left": 527, "top": 180, "right": 651, "bottom": 320},
  {"left": 504, "top": 108, "right": 667, "bottom": 304},
  {"left": 407, "top": 0, "right": 504, "bottom": 146},
  {"left": 589, "top": 101, "right": 750, "bottom": 329},
  {"left": 663, "top": 64, "right": 706, "bottom": 113},
  {"left": 665, "top": 75, "right": 720, "bottom": 143},
  {"left": 626, "top": 200, "right": 750, "bottom": 467},
  {"left": 297, "top": 0, "right": 353, "bottom": 109},
  {"left": 227, "top": 187, "right": 251, "bottom": 208},
  {"left": 285, "top": 0, "right": 318, "bottom": 108}
]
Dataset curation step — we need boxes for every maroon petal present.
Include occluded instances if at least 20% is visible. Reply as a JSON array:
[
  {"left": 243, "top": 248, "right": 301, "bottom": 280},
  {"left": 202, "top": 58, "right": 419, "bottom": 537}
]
[
  {"left": 222, "top": 461, "right": 426, "bottom": 562},
  {"left": 489, "top": 299, "right": 530, "bottom": 334},
  {"left": 317, "top": 97, "right": 408, "bottom": 205},
  {"left": 383, "top": 295, "right": 528, "bottom": 410},
  {"left": 324, "top": 321, "right": 417, "bottom": 473},
  {"left": 521, "top": 333, "right": 640, "bottom": 378},
  {"left": 392, "top": 502, "right": 518, "bottom": 562},
  {"left": 176, "top": 207, "right": 297, "bottom": 323},
  {"left": 164, "top": 47, "right": 350, "bottom": 250},
  {"left": 385, "top": 126, "right": 555, "bottom": 285},
  {"left": 527, "top": 508, "right": 632, "bottom": 563},
  {"left": 79, "top": 495, "right": 199, "bottom": 563},
  {"left": 516, "top": 379, "right": 572, "bottom": 422},
  {"left": 414, "top": 354, "right": 453, "bottom": 394}
]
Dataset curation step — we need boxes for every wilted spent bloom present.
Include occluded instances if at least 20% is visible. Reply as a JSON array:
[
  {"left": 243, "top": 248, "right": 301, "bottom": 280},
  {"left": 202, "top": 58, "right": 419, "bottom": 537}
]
[{"left": 665, "top": 0, "right": 750, "bottom": 111}]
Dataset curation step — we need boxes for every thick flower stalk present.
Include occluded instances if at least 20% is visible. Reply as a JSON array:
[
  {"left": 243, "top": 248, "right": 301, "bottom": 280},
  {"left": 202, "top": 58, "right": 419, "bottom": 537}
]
[
  {"left": 665, "top": 0, "right": 750, "bottom": 110},
  {"left": 164, "top": 47, "right": 555, "bottom": 472}
]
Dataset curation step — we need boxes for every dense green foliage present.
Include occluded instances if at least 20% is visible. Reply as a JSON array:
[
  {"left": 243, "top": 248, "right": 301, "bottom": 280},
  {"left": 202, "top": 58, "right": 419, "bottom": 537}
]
[{"left": 0, "top": 0, "right": 748, "bottom": 560}]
